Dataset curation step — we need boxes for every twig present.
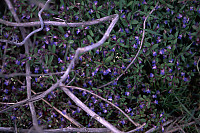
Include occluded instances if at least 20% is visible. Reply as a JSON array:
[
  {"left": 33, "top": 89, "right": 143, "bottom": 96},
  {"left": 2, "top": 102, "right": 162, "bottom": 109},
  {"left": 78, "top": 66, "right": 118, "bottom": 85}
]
[
  {"left": 4, "top": 0, "right": 46, "bottom": 132},
  {"left": 197, "top": 57, "right": 200, "bottom": 74},
  {"left": 60, "top": 84, "right": 121, "bottom": 133},
  {"left": 0, "top": 71, "right": 67, "bottom": 78},
  {"left": 97, "top": 2, "right": 159, "bottom": 89},
  {"left": 0, "top": 127, "right": 111, "bottom": 133},
  {"left": 145, "top": 120, "right": 173, "bottom": 133},
  {"left": 167, "top": 120, "right": 199, "bottom": 133},
  {"left": 0, "top": 14, "right": 117, "bottom": 27},
  {"left": 31, "top": 89, "right": 83, "bottom": 128},
  {"left": 0, "top": 14, "right": 119, "bottom": 115},
  {"left": 0, "top": 0, "right": 51, "bottom": 46},
  {"left": 65, "top": 85, "right": 140, "bottom": 127},
  {"left": 126, "top": 123, "right": 146, "bottom": 133}
]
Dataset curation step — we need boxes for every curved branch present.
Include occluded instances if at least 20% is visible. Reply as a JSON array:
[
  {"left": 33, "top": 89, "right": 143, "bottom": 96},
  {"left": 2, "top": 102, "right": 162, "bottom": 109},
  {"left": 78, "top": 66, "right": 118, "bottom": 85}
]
[
  {"left": 65, "top": 85, "right": 140, "bottom": 127},
  {"left": 0, "top": 0, "right": 51, "bottom": 46},
  {"left": 0, "top": 14, "right": 119, "bottom": 114},
  {"left": 60, "top": 84, "right": 122, "bottom": 133}
]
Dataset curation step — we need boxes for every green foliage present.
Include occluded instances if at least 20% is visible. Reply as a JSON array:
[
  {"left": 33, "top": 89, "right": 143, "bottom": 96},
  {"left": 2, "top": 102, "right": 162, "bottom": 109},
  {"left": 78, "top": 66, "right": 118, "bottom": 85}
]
[{"left": 0, "top": 0, "right": 199, "bottom": 132}]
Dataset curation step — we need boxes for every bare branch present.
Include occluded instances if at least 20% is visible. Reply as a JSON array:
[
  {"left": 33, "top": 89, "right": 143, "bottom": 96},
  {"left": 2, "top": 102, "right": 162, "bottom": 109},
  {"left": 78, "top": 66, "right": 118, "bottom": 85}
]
[
  {"left": 31, "top": 90, "right": 84, "bottom": 128},
  {"left": 0, "top": 14, "right": 119, "bottom": 114},
  {"left": 0, "top": 0, "right": 51, "bottom": 46},
  {"left": 0, "top": 14, "right": 116, "bottom": 27},
  {"left": 0, "top": 127, "right": 111, "bottom": 133},
  {"left": 0, "top": 71, "right": 67, "bottom": 78},
  {"left": 65, "top": 85, "right": 140, "bottom": 127},
  {"left": 60, "top": 84, "right": 122, "bottom": 133},
  {"left": 3, "top": 0, "right": 46, "bottom": 132}
]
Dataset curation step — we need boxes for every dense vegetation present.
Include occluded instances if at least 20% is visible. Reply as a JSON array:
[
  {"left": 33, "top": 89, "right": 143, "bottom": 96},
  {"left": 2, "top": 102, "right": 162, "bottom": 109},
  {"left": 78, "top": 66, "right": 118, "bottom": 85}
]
[{"left": 0, "top": 0, "right": 199, "bottom": 132}]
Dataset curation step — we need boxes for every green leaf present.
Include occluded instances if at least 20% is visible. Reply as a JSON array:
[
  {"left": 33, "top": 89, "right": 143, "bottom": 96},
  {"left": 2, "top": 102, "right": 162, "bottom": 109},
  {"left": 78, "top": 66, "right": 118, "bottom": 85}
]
[
  {"left": 185, "top": 42, "right": 193, "bottom": 51},
  {"left": 145, "top": 29, "right": 162, "bottom": 36},
  {"left": 49, "top": 55, "right": 54, "bottom": 64},
  {"left": 86, "top": 69, "right": 89, "bottom": 77},
  {"left": 108, "top": 9, "right": 112, "bottom": 15},
  {"left": 52, "top": 45, "right": 56, "bottom": 54},
  {"left": 123, "top": 59, "right": 131, "bottom": 62},
  {"left": 127, "top": 1, "right": 133, "bottom": 7},
  {"left": 105, "top": 53, "right": 114, "bottom": 63},
  {"left": 68, "top": 40, "right": 74, "bottom": 44},
  {"left": 96, "top": 12, "right": 100, "bottom": 19},
  {"left": 167, "top": 63, "right": 174, "bottom": 67},
  {"left": 103, "top": 42, "right": 109, "bottom": 46},
  {"left": 119, "top": 0, "right": 122, "bottom": 11},
  {"left": 166, "top": 3, "right": 174, "bottom": 9},
  {"left": 87, "top": 35, "right": 94, "bottom": 43},
  {"left": 131, "top": 20, "right": 138, "bottom": 24},
  {"left": 97, "top": 6, "right": 102, "bottom": 10},
  {"left": 94, "top": 61, "right": 102, "bottom": 65},
  {"left": 58, "top": 26, "right": 65, "bottom": 33},
  {"left": 121, "top": 18, "right": 128, "bottom": 26},
  {"left": 144, "top": 42, "right": 151, "bottom": 47},
  {"left": 151, "top": 44, "right": 158, "bottom": 50},
  {"left": 89, "top": 30, "right": 94, "bottom": 37},
  {"left": 45, "top": 55, "right": 48, "bottom": 64}
]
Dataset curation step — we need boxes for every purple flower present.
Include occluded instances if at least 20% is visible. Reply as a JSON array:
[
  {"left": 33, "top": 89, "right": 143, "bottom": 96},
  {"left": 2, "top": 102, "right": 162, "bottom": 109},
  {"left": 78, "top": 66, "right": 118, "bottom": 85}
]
[
  {"left": 108, "top": 96, "right": 112, "bottom": 101},
  {"left": 169, "top": 59, "right": 174, "bottom": 63},
  {"left": 44, "top": 68, "right": 48, "bottom": 73},
  {"left": 197, "top": 8, "right": 200, "bottom": 14},
  {"left": 4, "top": 89, "right": 8, "bottom": 94},
  {"left": 83, "top": 83, "right": 87, "bottom": 88},
  {"left": 156, "top": 90, "right": 160, "bottom": 95},
  {"left": 76, "top": 29, "right": 81, "bottom": 34},
  {"left": 183, "top": 77, "right": 188, "bottom": 82},
  {"left": 4, "top": 80, "right": 9, "bottom": 86},
  {"left": 190, "top": 7, "right": 193, "bottom": 11},
  {"left": 64, "top": 33, "right": 69, "bottom": 38},
  {"left": 112, "top": 35, "right": 116, "bottom": 40},
  {"left": 181, "top": 72, "right": 185, "bottom": 76},
  {"left": 160, "top": 69, "right": 165, "bottom": 75},
  {"left": 166, "top": 7, "right": 170, "bottom": 12},
  {"left": 88, "top": 80, "right": 93, "bottom": 86},
  {"left": 16, "top": 60, "right": 20, "bottom": 65},
  {"left": 58, "top": 58, "right": 63, "bottom": 63},
  {"left": 45, "top": 26, "right": 50, "bottom": 31},
  {"left": 146, "top": 88, "right": 151, "bottom": 93},
  {"left": 89, "top": 9, "right": 94, "bottom": 14},
  {"left": 96, "top": 49, "right": 99, "bottom": 54},
  {"left": 150, "top": 73, "right": 154, "bottom": 78},
  {"left": 121, "top": 64, "right": 126, "bottom": 70},
  {"left": 125, "top": 28, "right": 129, "bottom": 33},
  {"left": 152, "top": 94, "right": 157, "bottom": 98},
  {"left": 94, "top": 1, "right": 98, "bottom": 6},
  {"left": 159, "top": 49, "right": 165, "bottom": 55},
  {"left": 120, "top": 119, "right": 125, "bottom": 125},
  {"left": 133, "top": 44, "right": 137, "bottom": 49},
  {"left": 152, "top": 64, "right": 157, "bottom": 69},
  {"left": 112, "top": 81, "right": 117, "bottom": 85},
  {"left": 154, "top": 100, "right": 158, "bottom": 104},
  {"left": 121, "top": 14, "right": 125, "bottom": 18},
  {"left": 178, "top": 34, "right": 182, "bottom": 39},
  {"left": 125, "top": 92, "right": 130, "bottom": 96},
  {"left": 139, "top": 104, "right": 144, "bottom": 109},
  {"left": 153, "top": 51, "right": 157, "bottom": 56},
  {"left": 167, "top": 45, "right": 171, "bottom": 49}
]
